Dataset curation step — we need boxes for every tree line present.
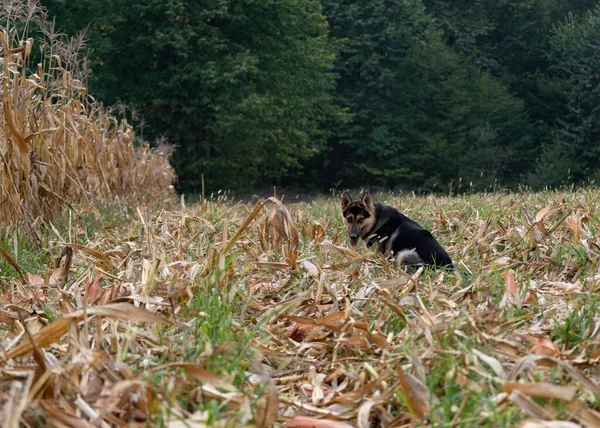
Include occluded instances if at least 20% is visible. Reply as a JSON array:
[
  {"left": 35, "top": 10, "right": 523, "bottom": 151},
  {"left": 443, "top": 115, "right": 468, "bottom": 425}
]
[{"left": 41, "top": 0, "right": 600, "bottom": 194}]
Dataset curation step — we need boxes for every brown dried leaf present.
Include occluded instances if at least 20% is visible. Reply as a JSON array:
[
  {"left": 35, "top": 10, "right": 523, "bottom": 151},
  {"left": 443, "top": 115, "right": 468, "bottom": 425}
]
[
  {"left": 167, "top": 363, "right": 237, "bottom": 392},
  {"left": 535, "top": 206, "right": 553, "bottom": 224},
  {"left": 526, "top": 336, "right": 560, "bottom": 357},
  {"left": 520, "top": 420, "right": 581, "bottom": 428},
  {"left": 2, "top": 316, "right": 73, "bottom": 361},
  {"left": 39, "top": 401, "right": 94, "bottom": 428},
  {"left": 473, "top": 349, "right": 506, "bottom": 379},
  {"left": 68, "top": 243, "right": 114, "bottom": 269},
  {"left": 503, "top": 382, "right": 577, "bottom": 401},
  {"left": 3, "top": 303, "right": 168, "bottom": 361},
  {"left": 302, "top": 260, "right": 321, "bottom": 279},
  {"left": 254, "top": 371, "right": 278, "bottom": 428},
  {"left": 319, "top": 239, "right": 360, "bottom": 258},
  {"left": 567, "top": 400, "right": 600, "bottom": 427},
  {"left": 286, "top": 416, "right": 354, "bottom": 428},
  {"left": 84, "top": 273, "right": 103, "bottom": 304},
  {"left": 357, "top": 399, "right": 383, "bottom": 428},
  {"left": 502, "top": 270, "right": 519, "bottom": 307},
  {"left": 396, "top": 362, "right": 428, "bottom": 420},
  {"left": 508, "top": 390, "right": 552, "bottom": 420},
  {"left": 80, "top": 303, "right": 169, "bottom": 323},
  {"left": 27, "top": 272, "right": 44, "bottom": 286}
]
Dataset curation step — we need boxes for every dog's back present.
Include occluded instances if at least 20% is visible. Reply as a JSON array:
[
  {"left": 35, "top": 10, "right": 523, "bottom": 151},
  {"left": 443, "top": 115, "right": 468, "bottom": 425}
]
[{"left": 368, "top": 203, "right": 453, "bottom": 269}]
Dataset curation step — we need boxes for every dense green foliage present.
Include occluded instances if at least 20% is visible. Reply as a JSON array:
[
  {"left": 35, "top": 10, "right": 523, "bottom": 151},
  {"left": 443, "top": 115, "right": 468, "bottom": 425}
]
[
  {"left": 43, "top": 0, "right": 340, "bottom": 193},
  {"left": 322, "top": 0, "right": 533, "bottom": 191},
  {"left": 533, "top": 8, "right": 600, "bottom": 186},
  {"left": 40, "top": 0, "right": 600, "bottom": 193}
]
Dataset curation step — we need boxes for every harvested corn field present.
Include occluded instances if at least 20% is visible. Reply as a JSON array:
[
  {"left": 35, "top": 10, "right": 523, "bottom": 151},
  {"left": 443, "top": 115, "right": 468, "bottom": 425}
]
[{"left": 0, "top": 190, "right": 599, "bottom": 426}]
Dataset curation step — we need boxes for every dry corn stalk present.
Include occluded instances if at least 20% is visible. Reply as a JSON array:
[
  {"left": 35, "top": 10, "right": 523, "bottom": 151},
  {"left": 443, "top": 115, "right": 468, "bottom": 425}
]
[{"left": 0, "top": 24, "right": 175, "bottom": 233}]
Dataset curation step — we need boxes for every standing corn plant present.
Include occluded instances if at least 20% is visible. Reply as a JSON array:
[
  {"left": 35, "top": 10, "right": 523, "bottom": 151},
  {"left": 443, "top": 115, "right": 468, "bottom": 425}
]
[{"left": 0, "top": 0, "right": 175, "bottom": 238}]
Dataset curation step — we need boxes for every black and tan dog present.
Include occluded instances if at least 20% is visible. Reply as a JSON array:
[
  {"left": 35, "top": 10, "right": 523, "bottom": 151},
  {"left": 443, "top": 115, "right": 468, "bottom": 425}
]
[{"left": 341, "top": 191, "right": 453, "bottom": 270}]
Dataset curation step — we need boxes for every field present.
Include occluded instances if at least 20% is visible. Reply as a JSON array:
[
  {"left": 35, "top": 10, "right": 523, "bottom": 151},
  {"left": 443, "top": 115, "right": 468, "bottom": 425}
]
[{"left": 0, "top": 189, "right": 599, "bottom": 427}]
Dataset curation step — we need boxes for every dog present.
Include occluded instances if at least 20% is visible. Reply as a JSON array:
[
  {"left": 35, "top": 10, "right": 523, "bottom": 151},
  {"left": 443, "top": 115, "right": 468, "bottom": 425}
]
[{"left": 341, "top": 191, "right": 453, "bottom": 270}]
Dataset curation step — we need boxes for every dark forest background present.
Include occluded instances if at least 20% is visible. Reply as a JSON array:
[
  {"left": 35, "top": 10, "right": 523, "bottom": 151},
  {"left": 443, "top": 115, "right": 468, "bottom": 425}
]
[{"left": 41, "top": 0, "right": 600, "bottom": 194}]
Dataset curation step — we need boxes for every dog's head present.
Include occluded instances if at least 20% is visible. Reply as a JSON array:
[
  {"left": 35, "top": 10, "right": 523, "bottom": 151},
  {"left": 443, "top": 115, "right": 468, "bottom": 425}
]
[{"left": 341, "top": 191, "right": 376, "bottom": 248}]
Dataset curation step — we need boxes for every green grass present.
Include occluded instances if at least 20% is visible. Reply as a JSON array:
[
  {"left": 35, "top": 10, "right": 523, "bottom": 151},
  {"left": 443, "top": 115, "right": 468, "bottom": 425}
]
[
  {"left": 0, "top": 232, "right": 49, "bottom": 279},
  {"left": 550, "top": 294, "right": 599, "bottom": 350}
]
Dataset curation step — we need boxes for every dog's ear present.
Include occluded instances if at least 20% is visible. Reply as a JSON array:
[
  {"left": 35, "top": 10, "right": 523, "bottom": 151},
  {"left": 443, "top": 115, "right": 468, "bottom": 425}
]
[
  {"left": 341, "top": 192, "right": 352, "bottom": 210},
  {"left": 361, "top": 191, "right": 373, "bottom": 209}
]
